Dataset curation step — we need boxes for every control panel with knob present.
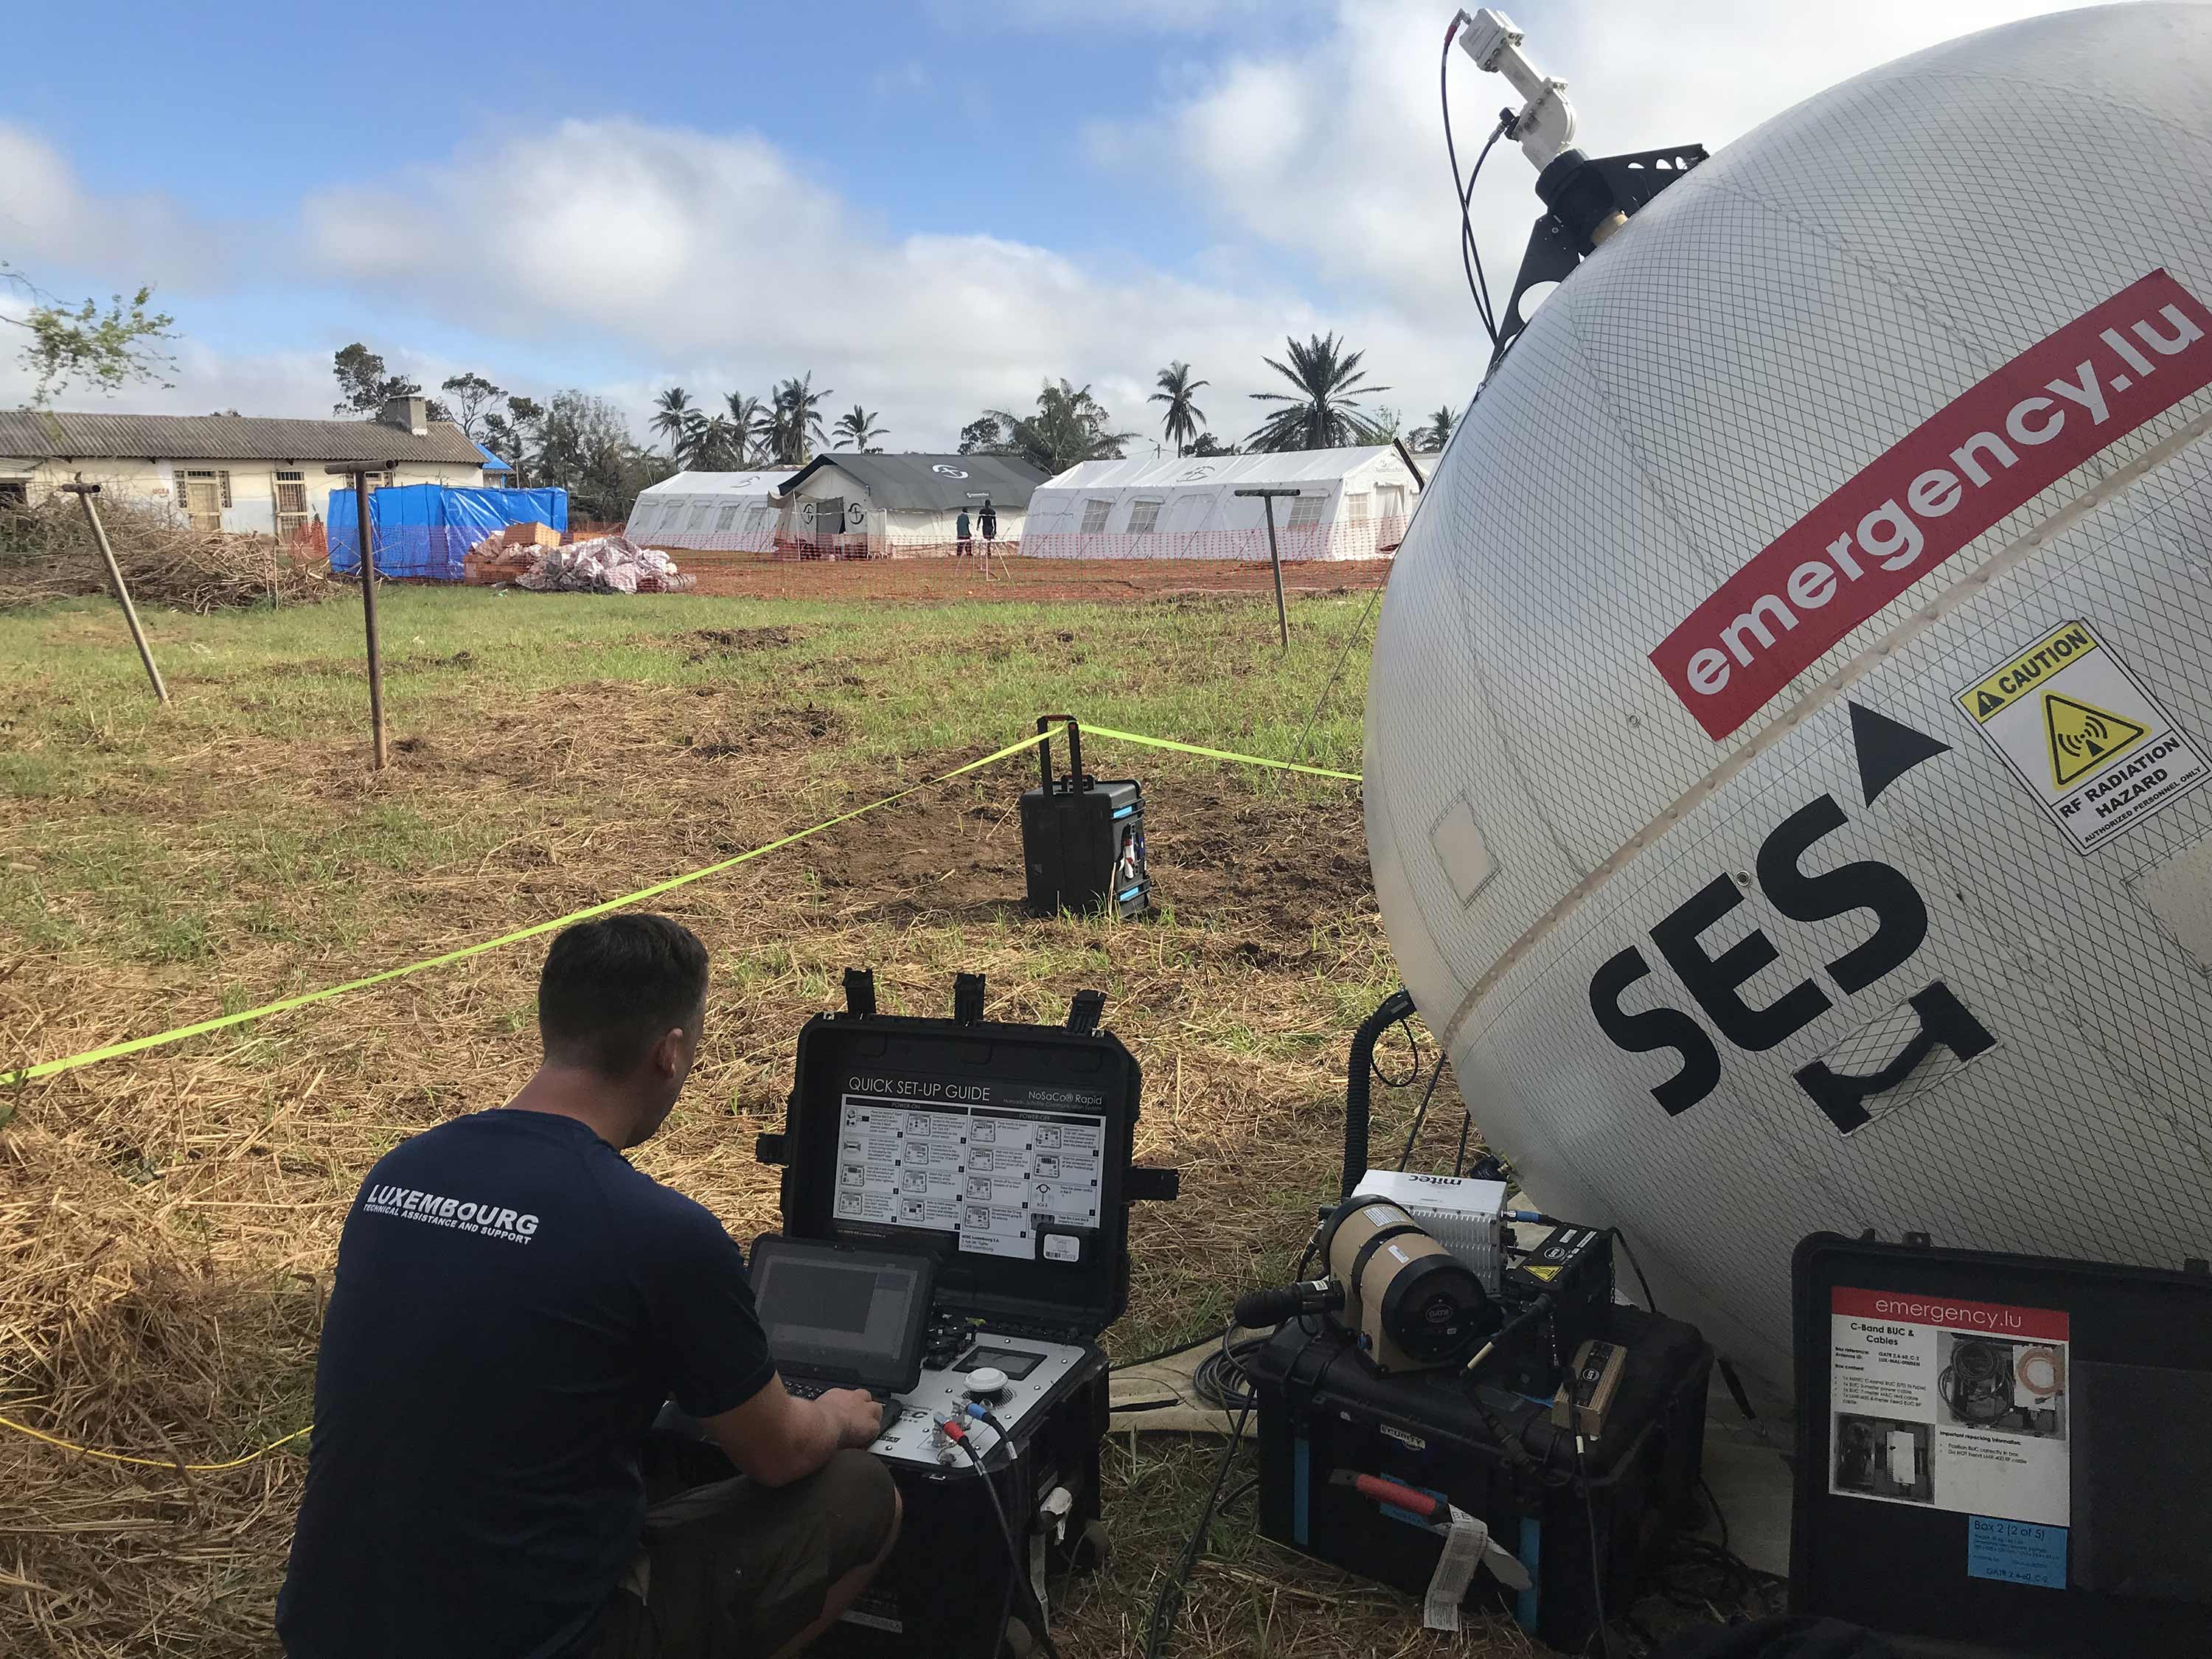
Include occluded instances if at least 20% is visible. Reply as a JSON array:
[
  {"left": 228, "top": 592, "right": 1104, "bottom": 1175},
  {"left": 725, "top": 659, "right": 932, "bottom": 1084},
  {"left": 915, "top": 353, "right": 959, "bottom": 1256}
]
[{"left": 866, "top": 1335, "right": 1088, "bottom": 1468}]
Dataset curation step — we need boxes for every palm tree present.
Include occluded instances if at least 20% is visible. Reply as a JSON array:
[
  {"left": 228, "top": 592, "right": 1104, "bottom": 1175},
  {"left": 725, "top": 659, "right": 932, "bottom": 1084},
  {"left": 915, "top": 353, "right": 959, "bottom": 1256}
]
[
  {"left": 1411, "top": 404, "right": 1457, "bottom": 450},
  {"left": 681, "top": 411, "right": 737, "bottom": 470},
  {"left": 770, "top": 373, "right": 833, "bottom": 466},
  {"left": 724, "top": 392, "right": 768, "bottom": 467},
  {"left": 1150, "top": 361, "right": 1209, "bottom": 457},
  {"left": 1244, "top": 333, "right": 1391, "bottom": 453},
  {"left": 831, "top": 405, "right": 888, "bottom": 452},
  {"left": 987, "top": 380, "right": 1135, "bottom": 476},
  {"left": 651, "top": 386, "right": 695, "bottom": 455}
]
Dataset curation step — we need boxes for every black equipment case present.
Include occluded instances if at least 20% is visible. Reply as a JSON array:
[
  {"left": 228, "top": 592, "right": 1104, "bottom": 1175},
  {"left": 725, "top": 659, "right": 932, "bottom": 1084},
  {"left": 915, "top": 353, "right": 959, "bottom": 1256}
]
[
  {"left": 1251, "top": 1304, "right": 1711, "bottom": 1652},
  {"left": 755, "top": 970, "right": 1177, "bottom": 1658},
  {"left": 1248, "top": 991, "right": 1714, "bottom": 1652},
  {"left": 1019, "top": 716, "right": 1150, "bottom": 919},
  {"left": 1792, "top": 1231, "right": 2212, "bottom": 1657}
]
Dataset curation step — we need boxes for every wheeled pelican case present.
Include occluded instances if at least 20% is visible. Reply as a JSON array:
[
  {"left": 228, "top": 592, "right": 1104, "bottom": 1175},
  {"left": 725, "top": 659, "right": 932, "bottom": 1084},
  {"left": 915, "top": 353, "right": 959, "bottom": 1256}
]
[
  {"left": 753, "top": 970, "right": 1178, "bottom": 1658},
  {"left": 1792, "top": 1231, "right": 2212, "bottom": 1658},
  {"left": 1018, "top": 715, "right": 1150, "bottom": 919}
]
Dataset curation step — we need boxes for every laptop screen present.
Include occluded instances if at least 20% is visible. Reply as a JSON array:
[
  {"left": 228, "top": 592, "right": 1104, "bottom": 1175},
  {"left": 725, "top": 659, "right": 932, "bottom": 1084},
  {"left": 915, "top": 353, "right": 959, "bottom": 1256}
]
[{"left": 749, "top": 1237, "right": 931, "bottom": 1391}]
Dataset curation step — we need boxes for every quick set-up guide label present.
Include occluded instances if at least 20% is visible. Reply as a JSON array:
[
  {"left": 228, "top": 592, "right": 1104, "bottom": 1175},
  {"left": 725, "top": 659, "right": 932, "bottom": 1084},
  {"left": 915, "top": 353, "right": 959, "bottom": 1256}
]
[
  {"left": 1829, "top": 1287, "right": 2070, "bottom": 1585},
  {"left": 833, "top": 1095, "right": 1105, "bottom": 1259}
]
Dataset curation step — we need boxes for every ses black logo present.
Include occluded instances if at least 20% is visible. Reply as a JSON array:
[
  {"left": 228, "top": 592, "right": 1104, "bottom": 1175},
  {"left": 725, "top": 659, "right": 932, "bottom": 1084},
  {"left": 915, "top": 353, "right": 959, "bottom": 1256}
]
[{"left": 1587, "top": 709, "right": 1996, "bottom": 1134}]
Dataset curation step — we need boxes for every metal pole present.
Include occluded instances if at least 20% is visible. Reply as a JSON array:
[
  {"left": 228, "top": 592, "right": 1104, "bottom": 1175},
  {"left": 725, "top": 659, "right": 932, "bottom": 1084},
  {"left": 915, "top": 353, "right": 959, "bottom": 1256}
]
[
  {"left": 330, "top": 463, "right": 389, "bottom": 769},
  {"left": 1262, "top": 497, "right": 1288, "bottom": 650},
  {"left": 1235, "top": 486, "right": 1301, "bottom": 651},
  {"left": 60, "top": 479, "right": 167, "bottom": 703}
]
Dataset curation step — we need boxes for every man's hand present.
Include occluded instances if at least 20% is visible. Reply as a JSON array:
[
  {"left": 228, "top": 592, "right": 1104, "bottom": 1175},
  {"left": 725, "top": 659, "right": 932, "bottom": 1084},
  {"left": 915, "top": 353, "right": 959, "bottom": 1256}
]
[
  {"left": 821, "top": 1388, "right": 888, "bottom": 1449},
  {"left": 701, "top": 1374, "right": 883, "bottom": 1486}
]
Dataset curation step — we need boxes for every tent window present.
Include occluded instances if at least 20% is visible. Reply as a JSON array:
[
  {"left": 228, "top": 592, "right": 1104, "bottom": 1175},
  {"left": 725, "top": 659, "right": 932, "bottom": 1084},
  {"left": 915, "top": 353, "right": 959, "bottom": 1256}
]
[
  {"left": 1343, "top": 492, "right": 1371, "bottom": 524},
  {"left": 1287, "top": 495, "right": 1326, "bottom": 528},
  {"left": 1127, "top": 498, "right": 1164, "bottom": 534},
  {"left": 1080, "top": 498, "right": 1112, "bottom": 534},
  {"left": 1376, "top": 485, "right": 1407, "bottom": 521},
  {"left": 687, "top": 503, "right": 712, "bottom": 530},
  {"left": 746, "top": 505, "right": 770, "bottom": 532},
  {"left": 716, "top": 503, "right": 741, "bottom": 532}
]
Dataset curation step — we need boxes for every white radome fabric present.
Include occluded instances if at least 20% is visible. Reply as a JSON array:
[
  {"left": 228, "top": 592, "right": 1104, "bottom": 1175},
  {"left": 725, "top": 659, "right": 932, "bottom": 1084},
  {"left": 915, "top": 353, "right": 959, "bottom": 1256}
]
[{"left": 1366, "top": 4, "right": 2212, "bottom": 1387}]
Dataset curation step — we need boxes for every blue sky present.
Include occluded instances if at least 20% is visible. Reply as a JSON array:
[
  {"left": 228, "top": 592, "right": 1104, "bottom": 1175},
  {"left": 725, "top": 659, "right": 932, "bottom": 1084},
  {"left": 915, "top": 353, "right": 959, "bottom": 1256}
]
[{"left": 1, "top": 0, "right": 2090, "bottom": 451}]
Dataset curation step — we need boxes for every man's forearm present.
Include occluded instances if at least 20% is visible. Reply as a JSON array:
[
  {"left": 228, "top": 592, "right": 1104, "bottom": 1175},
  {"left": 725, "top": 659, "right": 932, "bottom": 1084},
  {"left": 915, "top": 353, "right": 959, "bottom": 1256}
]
[{"left": 785, "top": 1394, "right": 857, "bottom": 1479}]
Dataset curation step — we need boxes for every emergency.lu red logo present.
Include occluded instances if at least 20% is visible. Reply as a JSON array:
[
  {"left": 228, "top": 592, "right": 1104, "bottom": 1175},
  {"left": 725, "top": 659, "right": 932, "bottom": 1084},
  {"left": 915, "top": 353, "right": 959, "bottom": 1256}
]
[{"left": 1651, "top": 268, "right": 2212, "bottom": 740}]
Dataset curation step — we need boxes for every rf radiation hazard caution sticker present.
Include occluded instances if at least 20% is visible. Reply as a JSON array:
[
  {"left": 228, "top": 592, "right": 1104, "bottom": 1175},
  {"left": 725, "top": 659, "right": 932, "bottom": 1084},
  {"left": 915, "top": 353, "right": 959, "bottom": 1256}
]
[{"left": 1955, "top": 620, "right": 2208, "bottom": 855}]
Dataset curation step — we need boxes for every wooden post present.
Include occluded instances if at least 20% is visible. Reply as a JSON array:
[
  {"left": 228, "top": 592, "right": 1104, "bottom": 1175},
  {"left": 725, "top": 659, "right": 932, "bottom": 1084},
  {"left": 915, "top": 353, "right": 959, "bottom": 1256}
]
[
  {"left": 1234, "top": 486, "right": 1301, "bottom": 651},
  {"left": 327, "top": 463, "right": 392, "bottom": 769},
  {"left": 59, "top": 479, "right": 167, "bottom": 703}
]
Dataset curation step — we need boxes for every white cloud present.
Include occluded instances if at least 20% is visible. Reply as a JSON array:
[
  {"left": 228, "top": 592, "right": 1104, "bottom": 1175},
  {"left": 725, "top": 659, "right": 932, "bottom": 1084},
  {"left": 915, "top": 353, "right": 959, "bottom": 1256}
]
[
  {"left": 1091, "top": 0, "right": 2100, "bottom": 320},
  {"left": 928, "top": 0, "right": 1304, "bottom": 32},
  {"left": 0, "top": 123, "right": 233, "bottom": 293},
  {"left": 5, "top": 3, "right": 2126, "bottom": 453},
  {"left": 296, "top": 116, "right": 1486, "bottom": 451}
]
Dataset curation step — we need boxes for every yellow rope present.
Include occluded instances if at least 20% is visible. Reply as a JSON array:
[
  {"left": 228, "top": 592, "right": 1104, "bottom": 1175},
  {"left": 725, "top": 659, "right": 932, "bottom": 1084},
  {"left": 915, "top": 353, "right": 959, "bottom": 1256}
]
[
  {"left": 1, "top": 723, "right": 1360, "bottom": 1090},
  {"left": 0, "top": 1414, "right": 308, "bottom": 1471},
  {"left": 0, "top": 721, "right": 1363, "bottom": 1473}
]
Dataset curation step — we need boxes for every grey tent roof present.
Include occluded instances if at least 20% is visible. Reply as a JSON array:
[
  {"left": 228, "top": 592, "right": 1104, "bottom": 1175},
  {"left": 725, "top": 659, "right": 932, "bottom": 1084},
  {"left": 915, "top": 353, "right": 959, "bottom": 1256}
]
[
  {"left": 779, "top": 452, "right": 1049, "bottom": 510},
  {"left": 0, "top": 410, "right": 490, "bottom": 465}
]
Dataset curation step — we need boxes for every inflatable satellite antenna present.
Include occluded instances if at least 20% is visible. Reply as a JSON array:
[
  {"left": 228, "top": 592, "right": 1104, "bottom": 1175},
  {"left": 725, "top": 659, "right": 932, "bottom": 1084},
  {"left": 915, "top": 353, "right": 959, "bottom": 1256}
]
[{"left": 1373, "top": 4, "right": 2212, "bottom": 1393}]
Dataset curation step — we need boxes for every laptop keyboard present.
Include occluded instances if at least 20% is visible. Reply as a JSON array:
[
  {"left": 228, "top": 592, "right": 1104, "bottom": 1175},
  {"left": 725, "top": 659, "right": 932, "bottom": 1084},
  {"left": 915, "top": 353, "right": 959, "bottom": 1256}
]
[{"left": 784, "top": 1378, "right": 832, "bottom": 1399}]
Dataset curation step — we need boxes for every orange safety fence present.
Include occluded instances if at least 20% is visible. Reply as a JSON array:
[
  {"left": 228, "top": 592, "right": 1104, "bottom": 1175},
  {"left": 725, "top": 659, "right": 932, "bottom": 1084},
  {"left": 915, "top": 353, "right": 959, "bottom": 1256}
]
[
  {"left": 664, "top": 552, "right": 1393, "bottom": 603},
  {"left": 626, "top": 515, "right": 1406, "bottom": 602}
]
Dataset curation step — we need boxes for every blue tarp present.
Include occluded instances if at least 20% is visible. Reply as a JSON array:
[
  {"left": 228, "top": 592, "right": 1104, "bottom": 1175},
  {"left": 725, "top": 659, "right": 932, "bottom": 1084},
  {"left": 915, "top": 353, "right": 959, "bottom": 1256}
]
[{"left": 327, "top": 485, "right": 568, "bottom": 581}]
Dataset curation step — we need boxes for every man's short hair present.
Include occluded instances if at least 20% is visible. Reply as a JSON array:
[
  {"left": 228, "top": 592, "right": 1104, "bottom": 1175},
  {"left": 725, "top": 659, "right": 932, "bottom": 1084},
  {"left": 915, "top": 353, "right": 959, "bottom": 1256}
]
[{"left": 538, "top": 914, "right": 709, "bottom": 1076}]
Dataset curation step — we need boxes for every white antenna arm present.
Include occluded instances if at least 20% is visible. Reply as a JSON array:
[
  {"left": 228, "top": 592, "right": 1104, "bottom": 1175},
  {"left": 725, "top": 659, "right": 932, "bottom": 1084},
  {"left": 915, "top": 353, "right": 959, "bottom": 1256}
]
[{"left": 1457, "top": 8, "right": 1577, "bottom": 169}]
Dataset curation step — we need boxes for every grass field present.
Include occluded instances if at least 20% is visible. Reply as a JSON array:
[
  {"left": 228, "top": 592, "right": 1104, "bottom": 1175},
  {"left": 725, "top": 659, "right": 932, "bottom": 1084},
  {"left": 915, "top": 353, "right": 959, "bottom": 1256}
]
[{"left": 1, "top": 582, "right": 1537, "bottom": 1654}]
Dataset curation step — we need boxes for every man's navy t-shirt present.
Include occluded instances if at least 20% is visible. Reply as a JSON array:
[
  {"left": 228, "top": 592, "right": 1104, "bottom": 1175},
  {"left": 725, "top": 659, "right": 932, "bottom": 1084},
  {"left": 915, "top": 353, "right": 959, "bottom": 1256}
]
[{"left": 277, "top": 1109, "right": 774, "bottom": 1658}]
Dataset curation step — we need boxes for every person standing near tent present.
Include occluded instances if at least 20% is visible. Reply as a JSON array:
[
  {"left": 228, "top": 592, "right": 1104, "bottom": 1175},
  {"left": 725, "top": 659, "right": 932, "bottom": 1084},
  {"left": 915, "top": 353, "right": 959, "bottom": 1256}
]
[
  {"left": 978, "top": 498, "right": 998, "bottom": 550},
  {"left": 955, "top": 506, "right": 973, "bottom": 556}
]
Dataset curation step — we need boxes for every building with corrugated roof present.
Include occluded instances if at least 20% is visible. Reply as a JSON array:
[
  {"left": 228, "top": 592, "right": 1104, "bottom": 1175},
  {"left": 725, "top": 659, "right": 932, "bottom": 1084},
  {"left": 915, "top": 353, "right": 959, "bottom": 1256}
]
[{"left": 0, "top": 397, "right": 499, "bottom": 538}]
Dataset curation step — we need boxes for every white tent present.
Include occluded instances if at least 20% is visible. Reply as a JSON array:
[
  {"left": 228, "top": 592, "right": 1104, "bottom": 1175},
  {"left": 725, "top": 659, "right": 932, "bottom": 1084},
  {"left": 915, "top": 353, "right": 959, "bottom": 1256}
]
[
  {"left": 625, "top": 471, "right": 790, "bottom": 553},
  {"left": 1020, "top": 446, "right": 1419, "bottom": 561}
]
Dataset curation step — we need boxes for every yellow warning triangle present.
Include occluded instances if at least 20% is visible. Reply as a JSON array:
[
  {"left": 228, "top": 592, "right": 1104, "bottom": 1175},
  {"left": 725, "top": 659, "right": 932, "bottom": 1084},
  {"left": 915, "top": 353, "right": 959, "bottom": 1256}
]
[{"left": 2044, "top": 692, "right": 2148, "bottom": 787}]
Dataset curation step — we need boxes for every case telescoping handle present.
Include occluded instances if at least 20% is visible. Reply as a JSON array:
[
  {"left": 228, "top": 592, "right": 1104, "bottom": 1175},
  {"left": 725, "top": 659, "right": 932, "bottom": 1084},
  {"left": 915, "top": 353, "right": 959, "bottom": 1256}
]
[{"left": 1036, "top": 713, "right": 1082, "bottom": 794}]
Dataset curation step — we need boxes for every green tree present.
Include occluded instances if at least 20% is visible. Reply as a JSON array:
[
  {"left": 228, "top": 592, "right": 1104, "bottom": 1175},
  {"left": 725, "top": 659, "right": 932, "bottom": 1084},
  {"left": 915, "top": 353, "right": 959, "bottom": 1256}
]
[
  {"left": 958, "top": 414, "right": 1012, "bottom": 455},
  {"left": 1149, "top": 361, "right": 1209, "bottom": 457},
  {"left": 769, "top": 373, "right": 832, "bottom": 466},
  {"left": 987, "top": 380, "right": 1134, "bottom": 476},
  {"left": 650, "top": 386, "right": 695, "bottom": 455},
  {"left": 681, "top": 411, "right": 738, "bottom": 469},
  {"left": 831, "top": 405, "right": 888, "bottom": 452},
  {"left": 725, "top": 392, "right": 769, "bottom": 466},
  {"left": 481, "top": 394, "right": 544, "bottom": 484},
  {"left": 1186, "top": 431, "right": 1235, "bottom": 457},
  {"left": 440, "top": 372, "right": 507, "bottom": 442},
  {"left": 4, "top": 264, "right": 176, "bottom": 405},
  {"left": 532, "top": 389, "right": 669, "bottom": 520},
  {"left": 332, "top": 342, "right": 446, "bottom": 420},
  {"left": 1245, "top": 332, "right": 1391, "bottom": 453},
  {"left": 1411, "top": 404, "right": 1456, "bottom": 450}
]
